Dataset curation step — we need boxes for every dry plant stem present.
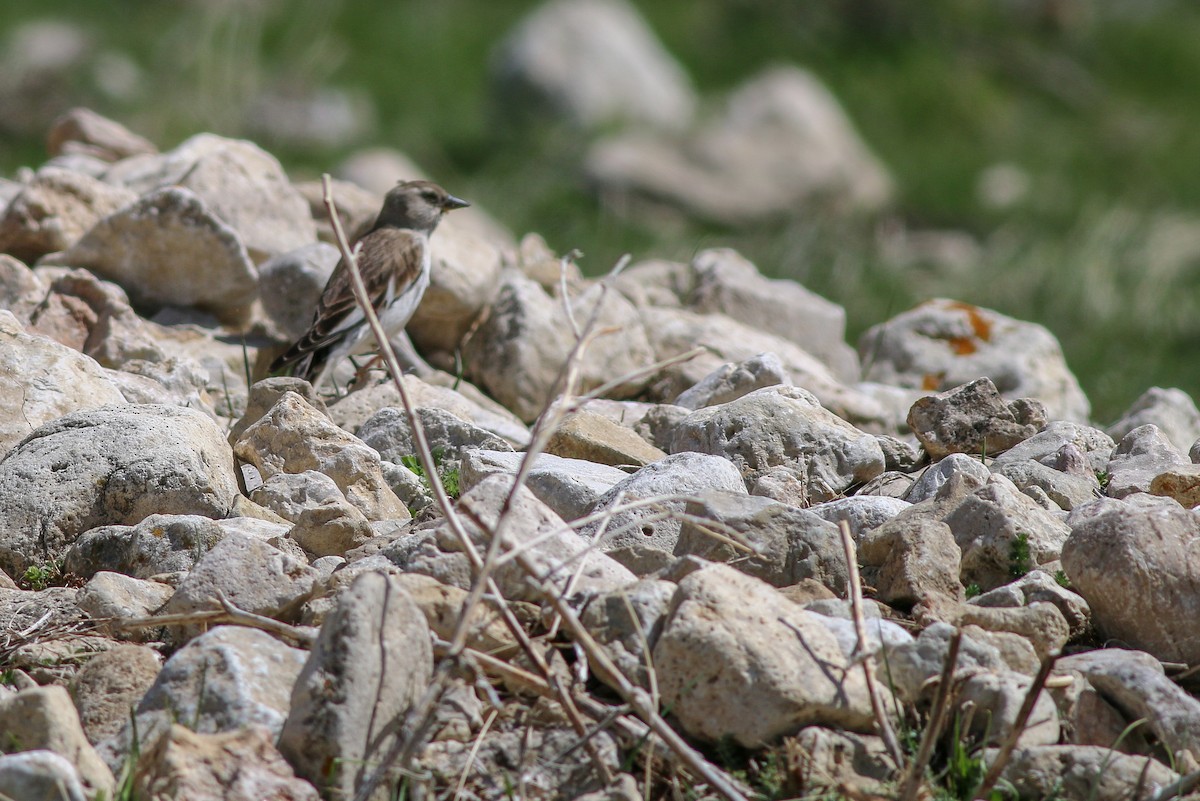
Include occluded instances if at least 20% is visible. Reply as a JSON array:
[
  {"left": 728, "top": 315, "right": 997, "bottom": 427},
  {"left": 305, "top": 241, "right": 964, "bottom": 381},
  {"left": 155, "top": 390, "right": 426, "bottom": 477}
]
[
  {"left": 972, "top": 653, "right": 1057, "bottom": 801},
  {"left": 453, "top": 707, "right": 498, "bottom": 801},
  {"left": 897, "top": 628, "right": 963, "bottom": 801},
  {"left": 113, "top": 595, "right": 316, "bottom": 648},
  {"left": 837, "top": 519, "right": 905, "bottom": 769}
]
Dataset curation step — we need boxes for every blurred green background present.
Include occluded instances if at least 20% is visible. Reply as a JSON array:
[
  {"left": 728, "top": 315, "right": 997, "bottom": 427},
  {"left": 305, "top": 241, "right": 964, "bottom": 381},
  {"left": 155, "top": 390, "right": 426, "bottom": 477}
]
[{"left": 3, "top": 0, "right": 1200, "bottom": 423}]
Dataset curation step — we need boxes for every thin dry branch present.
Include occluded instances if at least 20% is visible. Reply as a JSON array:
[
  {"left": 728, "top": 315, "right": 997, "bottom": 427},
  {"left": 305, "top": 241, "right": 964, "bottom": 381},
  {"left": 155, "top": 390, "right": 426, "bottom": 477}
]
[
  {"left": 897, "top": 627, "right": 962, "bottom": 801},
  {"left": 972, "top": 653, "right": 1057, "bottom": 801}
]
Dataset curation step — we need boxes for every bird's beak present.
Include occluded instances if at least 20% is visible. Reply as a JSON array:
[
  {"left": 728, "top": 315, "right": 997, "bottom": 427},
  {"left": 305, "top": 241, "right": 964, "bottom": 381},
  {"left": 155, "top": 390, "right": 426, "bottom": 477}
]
[{"left": 443, "top": 195, "right": 470, "bottom": 211}]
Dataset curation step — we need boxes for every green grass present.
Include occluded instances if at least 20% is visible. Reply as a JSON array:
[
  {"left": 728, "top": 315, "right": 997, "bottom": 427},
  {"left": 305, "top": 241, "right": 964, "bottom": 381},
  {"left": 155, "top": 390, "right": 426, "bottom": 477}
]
[{"left": 4, "top": 1, "right": 1200, "bottom": 421}]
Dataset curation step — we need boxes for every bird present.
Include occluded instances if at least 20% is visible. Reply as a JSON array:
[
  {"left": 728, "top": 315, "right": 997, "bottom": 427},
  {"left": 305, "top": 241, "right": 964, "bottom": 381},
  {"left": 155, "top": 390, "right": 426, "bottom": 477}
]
[{"left": 270, "top": 179, "right": 469, "bottom": 391}]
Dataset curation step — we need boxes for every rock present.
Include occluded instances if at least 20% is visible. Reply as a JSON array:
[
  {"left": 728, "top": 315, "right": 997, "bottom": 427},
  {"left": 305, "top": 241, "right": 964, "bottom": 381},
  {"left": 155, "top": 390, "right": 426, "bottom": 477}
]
[
  {"left": 122, "top": 625, "right": 308, "bottom": 762},
  {"left": 652, "top": 564, "right": 881, "bottom": 746},
  {"left": 0, "top": 166, "right": 136, "bottom": 262},
  {"left": 669, "top": 386, "right": 885, "bottom": 504},
  {"left": 279, "top": 571, "right": 432, "bottom": 800},
  {"left": 957, "top": 669, "right": 1060, "bottom": 746},
  {"left": 545, "top": 410, "right": 666, "bottom": 467},
  {"left": 859, "top": 517, "right": 963, "bottom": 607},
  {"left": 993, "top": 745, "right": 1179, "bottom": 801},
  {"left": 358, "top": 405, "right": 512, "bottom": 466},
  {"left": 392, "top": 573, "right": 516, "bottom": 656},
  {"left": 458, "top": 449, "right": 627, "bottom": 522},
  {"left": 228, "top": 377, "right": 328, "bottom": 446},
  {"left": 1108, "top": 386, "right": 1200, "bottom": 454},
  {"left": 675, "top": 490, "right": 849, "bottom": 592},
  {"left": 0, "top": 310, "right": 127, "bottom": 455},
  {"left": 0, "top": 254, "right": 44, "bottom": 322},
  {"left": 69, "top": 645, "right": 161, "bottom": 744},
  {"left": 993, "top": 458, "right": 1099, "bottom": 511},
  {"left": 1063, "top": 495, "right": 1200, "bottom": 663},
  {"left": 902, "top": 453, "right": 992, "bottom": 503},
  {"left": 234, "top": 391, "right": 409, "bottom": 522},
  {"left": 257, "top": 242, "right": 339, "bottom": 340},
  {"left": 643, "top": 307, "right": 899, "bottom": 431},
  {"left": 252, "top": 471, "right": 374, "bottom": 557},
  {"left": 0, "top": 685, "right": 115, "bottom": 798},
  {"left": 885, "top": 623, "right": 1008, "bottom": 705},
  {"left": 956, "top": 602, "right": 1070, "bottom": 659},
  {"left": 49, "top": 186, "right": 258, "bottom": 325},
  {"left": 408, "top": 214, "right": 504, "bottom": 357},
  {"left": 133, "top": 724, "right": 319, "bottom": 801},
  {"left": 908, "top": 377, "right": 1046, "bottom": 460},
  {"left": 1104, "top": 424, "right": 1189, "bottom": 499},
  {"left": 75, "top": 572, "right": 174, "bottom": 640},
  {"left": 579, "top": 578, "right": 676, "bottom": 691},
  {"left": 157, "top": 533, "right": 317, "bottom": 637},
  {"left": 787, "top": 727, "right": 894, "bottom": 798},
  {"left": 419, "top": 474, "right": 636, "bottom": 600},
  {"left": 942, "top": 475, "right": 1072, "bottom": 591},
  {"left": 0, "top": 751, "right": 89, "bottom": 801},
  {"left": 64, "top": 514, "right": 224, "bottom": 580},
  {"left": 491, "top": 0, "right": 696, "bottom": 131},
  {"left": 327, "top": 373, "right": 529, "bottom": 448},
  {"left": 463, "top": 270, "right": 655, "bottom": 422},
  {"left": 586, "top": 65, "right": 891, "bottom": 225},
  {"left": 1056, "top": 648, "right": 1200, "bottom": 771},
  {"left": 808, "top": 496, "right": 911, "bottom": 540},
  {"left": 860, "top": 298, "right": 1090, "bottom": 423},
  {"left": 673, "top": 351, "right": 790, "bottom": 410},
  {"left": 992, "top": 420, "right": 1115, "bottom": 475},
  {"left": 969, "top": 570, "right": 1091, "bottom": 640},
  {"left": 105, "top": 133, "right": 315, "bottom": 262},
  {"left": 0, "top": 405, "right": 239, "bottom": 577},
  {"left": 687, "top": 250, "right": 858, "bottom": 379},
  {"left": 583, "top": 452, "right": 747, "bottom": 568},
  {"left": 46, "top": 107, "right": 157, "bottom": 162}
]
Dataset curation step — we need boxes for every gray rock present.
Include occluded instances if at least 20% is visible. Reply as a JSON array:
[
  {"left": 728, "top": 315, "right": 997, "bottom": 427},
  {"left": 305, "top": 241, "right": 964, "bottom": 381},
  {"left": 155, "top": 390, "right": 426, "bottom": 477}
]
[
  {"left": 644, "top": 307, "right": 900, "bottom": 432},
  {"left": 994, "top": 745, "right": 1180, "bottom": 801},
  {"left": 491, "top": 0, "right": 696, "bottom": 131},
  {"left": 1063, "top": 495, "right": 1200, "bottom": 664},
  {"left": 408, "top": 214, "right": 504, "bottom": 356},
  {"left": 132, "top": 724, "right": 320, "bottom": 801},
  {"left": 0, "top": 254, "right": 43, "bottom": 322},
  {"left": 1104, "top": 424, "right": 1188, "bottom": 499},
  {"left": 807, "top": 614, "right": 914, "bottom": 665},
  {"left": 652, "top": 563, "right": 881, "bottom": 746},
  {"left": 463, "top": 270, "right": 654, "bottom": 422},
  {"left": 584, "top": 452, "right": 747, "bottom": 567},
  {"left": 908, "top": 377, "right": 1046, "bottom": 460},
  {"left": 279, "top": 571, "right": 432, "bottom": 800},
  {"left": 46, "top": 108, "right": 157, "bottom": 162},
  {"left": 943, "top": 475, "right": 1071, "bottom": 591},
  {"left": 956, "top": 602, "right": 1070, "bottom": 660},
  {"left": 586, "top": 65, "right": 891, "bottom": 225},
  {"left": 675, "top": 490, "right": 849, "bottom": 592},
  {"left": 0, "top": 751, "right": 88, "bottom": 801},
  {"left": 69, "top": 644, "right": 161, "bottom": 744},
  {"left": 885, "top": 622, "right": 1008, "bottom": 704},
  {"left": 157, "top": 533, "right": 317, "bottom": 638},
  {"left": 958, "top": 669, "right": 1060, "bottom": 746},
  {"left": 0, "top": 685, "right": 115, "bottom": 798},
  {"left": 0, "top": 310, "right": 127, "bottom": 455},
  {"left": 579, "top": 578, "right": 676, "bottom": 691},
  {"left": 49, "top": 186, "right": 258, "bottom": 325},
  {"left": 993, "top": 458, "right": 1099, "bottom": 511},
  {"left": 252, "top": 471, "right": 374, "bottom": 557},
  {"left": 860, "top": 517, "right": 964, "bottom": 607},
  {"left": 64, "top": 514, "right": 225, "bottom": 580},
  {"left": 808, "top": 496, "right": 911, "bottom": 540},
  {"left": 860, "top": 298, "right": 1090, "bottom": 423},
  {"left": 0, "top": 165, "right": 136, "bottom": 262},
  {"left": 969, "top": 569, "right": 1091, "bottom": 640},
  {"left": 1057, "top": 648, "right": 1200, "bottom": 771},
  {"left": 669, "top": 386, "right": 886, "bottom": 504},
  {"left": 358, "top": 405, "right": 512, "bottom": 465},
  {"left": 421, "top": 474, "right": 636, "bottom": 600},
  {"left": 327, "top": 373, "right": 529, "bottom": 448},
  {"left": 991, "top": 420, "right": 1115, "bottom": 475},
  {"left": 257, "top": 242, "right": 338, "bottom": 340},
  {"left": 1108, "top": 386, "right": 1200, "bottom": 455},
  {"left": 228, "top": 376, "right": 328, "bottom": 446},
  {"left": 75, "top": 572, "right": 174, "bottom": 640},
  {"left": 0, "top": 405, "right": 239, "bottom": 577},
  {"left": 673, "top": 351, "right": 790, "bottom": 410},
  {"left": 789, "top": 728, "right": 894, "bottom": 798},
  {"left": 459, "top": 449, "right": 627, "bottom": 522},
  {"left": 234, "top": 391, "right": 409, "bottom": 522}
]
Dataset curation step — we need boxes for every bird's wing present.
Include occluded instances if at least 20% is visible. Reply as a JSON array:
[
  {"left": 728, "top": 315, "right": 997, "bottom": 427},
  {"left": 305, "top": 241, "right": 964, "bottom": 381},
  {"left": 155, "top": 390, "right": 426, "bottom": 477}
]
[{"left": 270, "top": 228, "right": 425, "bottom": 372}]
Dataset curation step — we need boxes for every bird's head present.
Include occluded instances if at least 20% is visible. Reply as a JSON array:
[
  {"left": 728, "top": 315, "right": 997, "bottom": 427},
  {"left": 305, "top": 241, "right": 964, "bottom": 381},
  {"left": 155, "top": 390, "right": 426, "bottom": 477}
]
[{"left": 376, "top": 179, "right": 469, "bottom": 233}]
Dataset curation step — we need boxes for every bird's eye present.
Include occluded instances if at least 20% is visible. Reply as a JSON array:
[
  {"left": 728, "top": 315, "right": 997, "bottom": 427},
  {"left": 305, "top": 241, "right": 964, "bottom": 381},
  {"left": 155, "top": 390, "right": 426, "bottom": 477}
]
[{"left": 422, "top": 191, "right": 438, "bottom": 202}]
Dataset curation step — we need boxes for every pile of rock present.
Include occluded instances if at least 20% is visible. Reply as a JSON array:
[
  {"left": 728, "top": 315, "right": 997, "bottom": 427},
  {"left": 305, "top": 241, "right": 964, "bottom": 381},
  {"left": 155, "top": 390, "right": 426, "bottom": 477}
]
[{"left": 2, "top": 109, "right": 1199, "bottom": 801}]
